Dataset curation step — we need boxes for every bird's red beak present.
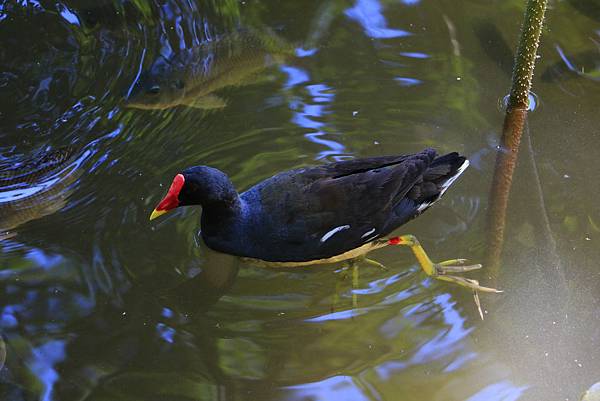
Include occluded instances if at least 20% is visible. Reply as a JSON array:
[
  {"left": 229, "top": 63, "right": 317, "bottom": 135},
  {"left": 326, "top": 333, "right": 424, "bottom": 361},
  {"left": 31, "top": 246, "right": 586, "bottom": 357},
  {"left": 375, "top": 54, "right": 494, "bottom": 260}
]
[{"left": 150, "top": 174, "right": 185, "bottom": 221}]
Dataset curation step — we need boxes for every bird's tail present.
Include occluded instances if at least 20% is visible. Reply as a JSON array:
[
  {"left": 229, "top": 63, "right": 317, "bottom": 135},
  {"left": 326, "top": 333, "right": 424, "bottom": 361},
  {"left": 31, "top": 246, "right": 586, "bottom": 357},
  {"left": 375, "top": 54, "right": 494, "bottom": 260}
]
[
  {"left": 428, "top": 152, "right": 469, "bottom": 191},
  {"left": 414, "top": 152, "right": 469, "bottom": 213}
]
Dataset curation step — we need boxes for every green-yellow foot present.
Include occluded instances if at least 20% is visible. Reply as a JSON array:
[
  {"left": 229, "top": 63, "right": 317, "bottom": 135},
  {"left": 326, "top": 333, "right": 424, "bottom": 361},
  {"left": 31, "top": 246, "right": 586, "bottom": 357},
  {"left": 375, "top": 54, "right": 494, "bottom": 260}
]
[{"left": 387, "top": 234, "right": 502, "bottom": 294}]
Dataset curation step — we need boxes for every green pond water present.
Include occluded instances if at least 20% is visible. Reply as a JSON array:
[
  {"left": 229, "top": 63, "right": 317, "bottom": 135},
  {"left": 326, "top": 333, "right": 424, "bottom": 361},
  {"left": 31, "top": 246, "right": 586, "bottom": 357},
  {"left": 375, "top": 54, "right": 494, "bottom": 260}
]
[{"left": 1, "top": 0, "right": 600, "bottom": 400}]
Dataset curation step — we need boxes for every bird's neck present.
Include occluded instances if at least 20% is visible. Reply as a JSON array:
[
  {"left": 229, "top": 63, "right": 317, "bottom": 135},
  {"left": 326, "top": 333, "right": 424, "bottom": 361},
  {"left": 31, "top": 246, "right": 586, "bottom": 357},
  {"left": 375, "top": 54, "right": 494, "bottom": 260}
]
[{"left": 200, "top": 195, "right": 244, "bottom": 237}]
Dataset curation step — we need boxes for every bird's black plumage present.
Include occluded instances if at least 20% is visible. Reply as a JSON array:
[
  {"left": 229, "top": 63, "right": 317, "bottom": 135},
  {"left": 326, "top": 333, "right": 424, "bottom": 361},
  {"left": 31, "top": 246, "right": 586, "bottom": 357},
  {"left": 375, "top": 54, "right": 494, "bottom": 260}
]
[{"left": 170, "top": 148, "right": 467, "bottom": 263}]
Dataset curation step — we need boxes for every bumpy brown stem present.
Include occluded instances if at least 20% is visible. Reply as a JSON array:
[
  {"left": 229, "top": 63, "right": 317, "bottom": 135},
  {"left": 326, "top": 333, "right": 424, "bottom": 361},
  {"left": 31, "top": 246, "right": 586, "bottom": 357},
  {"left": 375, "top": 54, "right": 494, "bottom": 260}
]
[
  {"left": 487, "top": 0, "right": 548, "bottom": 271},
  {"left": 487, "top": 108, "right": 527, "bottom": 268},
  {"left": 509, "top": 0, "right": 548, "bottom": 109}
]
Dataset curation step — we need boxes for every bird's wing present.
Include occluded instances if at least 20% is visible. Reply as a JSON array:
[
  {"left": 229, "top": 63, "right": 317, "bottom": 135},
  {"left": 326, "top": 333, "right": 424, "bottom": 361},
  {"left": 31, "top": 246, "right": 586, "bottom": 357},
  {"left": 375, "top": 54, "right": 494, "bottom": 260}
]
[{"left": 254, "top": 149, "right": 436, "bottom": 258}]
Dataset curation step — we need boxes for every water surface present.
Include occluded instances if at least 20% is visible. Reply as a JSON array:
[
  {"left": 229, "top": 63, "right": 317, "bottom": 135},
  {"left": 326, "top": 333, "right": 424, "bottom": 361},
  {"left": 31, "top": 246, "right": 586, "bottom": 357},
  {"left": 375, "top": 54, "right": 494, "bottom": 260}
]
[{"left": 1, "top": 1, "right": 600, "bottom": 400}]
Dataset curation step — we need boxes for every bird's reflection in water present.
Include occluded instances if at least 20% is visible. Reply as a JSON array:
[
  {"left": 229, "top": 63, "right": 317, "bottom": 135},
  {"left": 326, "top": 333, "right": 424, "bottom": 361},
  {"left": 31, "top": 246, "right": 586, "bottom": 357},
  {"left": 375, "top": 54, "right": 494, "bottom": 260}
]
[
  {"left": 159, "top": 239, "right": 240, "bottom": 313},
  {"left": 34, "top": 240, "right": 240, "bottom": 400}
]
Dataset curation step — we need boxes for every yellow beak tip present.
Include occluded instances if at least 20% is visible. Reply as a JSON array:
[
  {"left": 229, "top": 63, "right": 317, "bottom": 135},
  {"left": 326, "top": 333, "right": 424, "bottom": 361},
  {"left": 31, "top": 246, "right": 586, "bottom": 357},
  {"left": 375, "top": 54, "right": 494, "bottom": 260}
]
[{"left": 149, "top": 209, "right": 167, "bottom": 221}]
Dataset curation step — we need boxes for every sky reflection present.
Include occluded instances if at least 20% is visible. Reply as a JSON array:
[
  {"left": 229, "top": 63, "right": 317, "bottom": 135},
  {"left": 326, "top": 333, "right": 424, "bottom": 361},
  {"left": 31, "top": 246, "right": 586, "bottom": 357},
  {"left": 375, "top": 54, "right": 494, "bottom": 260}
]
[
  {"left": 283, "top": 375, "right": 373, "bottom": 401},
  {"left": 394, "top": 77, "right": 422, "bottom": 87},
  {"left": 375, "top": 293, "right": 472, "bottom": 382},
  {"left": 345, "top": 0, "right": 411, "bottom": 39},
  {"left": 282, "top": 66, "right": 350, "bottom": 160},
  {"left": 466, "top": 380, "right": 528, "bottom": 401},
  {"left": 410, "top": 294, "right": 472, "bottom": 364},
  {"left": 29, "top": 340, "right": 66, "bottom": 401}
]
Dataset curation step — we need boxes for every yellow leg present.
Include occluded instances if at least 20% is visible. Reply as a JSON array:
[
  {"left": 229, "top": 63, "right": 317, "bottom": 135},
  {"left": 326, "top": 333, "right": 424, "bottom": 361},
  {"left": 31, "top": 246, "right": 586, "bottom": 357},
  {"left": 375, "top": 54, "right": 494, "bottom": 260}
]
[
  {"left": 332, "top": 279, "right": 341, "bottom": 313},
  {"left": 352, "top": 262, "right": 358, "bottom": 308},
  {"left": 388, "top": 235, "right": 502, "bottom": 293},
  {"left": 332, "top": 260, "right": 359, "bottom": 311}
]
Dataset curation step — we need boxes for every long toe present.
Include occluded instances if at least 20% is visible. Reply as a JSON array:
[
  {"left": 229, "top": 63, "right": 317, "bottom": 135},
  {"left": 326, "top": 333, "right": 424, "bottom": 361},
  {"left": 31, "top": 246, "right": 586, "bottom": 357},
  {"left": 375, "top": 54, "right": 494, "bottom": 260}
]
[
  {"left": 436, "top": 275, "right": 503, "bottom": 293},
  {"left": 436, "top": 261, "right": 483, "bottom": 273},
  {"left": 438, "top": 258, "right": 468, "bottom": 265}
]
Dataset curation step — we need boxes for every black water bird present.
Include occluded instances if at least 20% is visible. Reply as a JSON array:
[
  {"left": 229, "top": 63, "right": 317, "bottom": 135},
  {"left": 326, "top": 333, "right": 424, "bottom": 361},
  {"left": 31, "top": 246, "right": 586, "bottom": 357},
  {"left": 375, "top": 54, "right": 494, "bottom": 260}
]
[{"left": 150, "top": 148, "right": 498, "bottom": 292}]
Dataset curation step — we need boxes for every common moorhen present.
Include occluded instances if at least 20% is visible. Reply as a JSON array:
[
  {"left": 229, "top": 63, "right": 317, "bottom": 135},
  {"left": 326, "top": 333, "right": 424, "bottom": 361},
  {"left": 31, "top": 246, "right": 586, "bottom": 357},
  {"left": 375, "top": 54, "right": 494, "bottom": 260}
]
[{"left": 150, "top": 148, "right": 498, "bottom": 292}]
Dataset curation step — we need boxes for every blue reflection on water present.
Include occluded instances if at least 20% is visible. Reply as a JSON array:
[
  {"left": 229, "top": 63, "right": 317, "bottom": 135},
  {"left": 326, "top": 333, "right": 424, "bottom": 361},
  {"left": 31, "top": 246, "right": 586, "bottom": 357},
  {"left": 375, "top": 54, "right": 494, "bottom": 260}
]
[
  {"left": 305, "top": 308, "right": 370, "bottom": 322},
  {"left": 296, "top": 47, "right": 318, "bottom": 57},
  {"left": 29, "top": 340, "right": 66, "bottom": 401},
  {"left": 156, "top": 322, "right": 176, "bottom": 344},
  {"left": 410, "top": 294, "right": 472, "bottom": 364},
  {"left": 353, "top": 272, "right": 406, "bottom": 295},
  {"left": 284, "top": 375, "right": 372, "bottom": 401},
  {"left": 444, "top": 351, "right": 477, "bottom": 372},
  {"left": 307, "top": 84, "right": 335, "bottom": 102},
  {"left": 0, "top": 306, "right": 18, "bottom": 328},
  {"left": 293, "top": 101, "right": 327, "bottom": 126},
  {"left": 306, "top": 272, "right": 416, "bottom": 323},
  {"left": 0, "top": 176, "right": 60, "bottom": 202},
  {"left": 282, "top": 67, "right": 350, "bottom": 161},
  {"left": 554, "top": 44, "right": 577, "bottom": 72},
  {"left": 394, "top": 77, "right": 422, "bottom": 86},
  {"left": 159, "top": 2, "right": 175, "bottom": 20},
  {"left": 375, "top": 292, "right": 472, "bottom": 380},
  {"left": 345, "top": 0, "right": 411, "bottom": 39},
  {"left": 304, "top": 133, "right": 347, "bottom": 160},
  {"left": 26, "top": 249, "right": 63, "bottom": 270},
  {"left": 56, "top": 4, "right": 80, "bottom": 26},
  {"left": 466, "top": 380, "right": 528, "bottom": 401},
  {"left": 375, "top": 360, "right": 407, "bottom": 381},
  {"left": 281, "top": 65, "right": 309, "bottom": 89},
  {"left": 125, "top": 47, "right": 146, "bottom": 99},
  {"left": 399, "top": 52, "right": 430, "bottom": 59}
]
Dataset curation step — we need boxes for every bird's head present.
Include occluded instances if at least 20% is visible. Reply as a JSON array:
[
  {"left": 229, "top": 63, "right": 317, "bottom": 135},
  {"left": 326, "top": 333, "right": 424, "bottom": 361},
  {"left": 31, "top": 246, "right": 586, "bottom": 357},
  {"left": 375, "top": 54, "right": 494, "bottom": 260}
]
[{"left": 149, "top": 166, "right": 237, "bottom": 220}]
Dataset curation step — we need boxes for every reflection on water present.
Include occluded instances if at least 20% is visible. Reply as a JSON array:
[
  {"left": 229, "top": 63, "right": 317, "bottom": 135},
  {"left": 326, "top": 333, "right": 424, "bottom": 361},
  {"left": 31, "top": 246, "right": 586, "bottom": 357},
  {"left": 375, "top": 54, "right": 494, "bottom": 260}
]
[
  {"left": 126, "top": 27, "right": 295, "bottom": 110},
  {"left": 0, "top": 146, "right": 81, "bottom": 240},
  {"left": 542, "top": 42, "right": 600, "bottom": 83},
  {"left": 1, "top": 0, "right": 600, "bottom": 400},
  {"left": 346, "top": 0, "right": 411, "bottom": 39}
]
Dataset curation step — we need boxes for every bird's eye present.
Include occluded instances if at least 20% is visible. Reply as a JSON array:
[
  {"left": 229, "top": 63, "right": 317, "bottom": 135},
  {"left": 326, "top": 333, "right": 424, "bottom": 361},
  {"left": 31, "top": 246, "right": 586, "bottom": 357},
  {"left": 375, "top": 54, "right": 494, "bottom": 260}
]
[
  {"left": 148, "top": 85, "right": 161, "bottom": 94},
  {"left": 173, "top": 80, "right": 185, "bottom": 90}
]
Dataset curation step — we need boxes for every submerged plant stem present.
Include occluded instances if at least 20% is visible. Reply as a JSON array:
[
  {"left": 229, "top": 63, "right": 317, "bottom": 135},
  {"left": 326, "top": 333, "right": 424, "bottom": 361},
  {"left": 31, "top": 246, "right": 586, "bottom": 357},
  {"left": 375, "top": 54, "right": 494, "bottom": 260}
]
[{"left": 487, "top": 0, "right": 548, "bottom": 270}]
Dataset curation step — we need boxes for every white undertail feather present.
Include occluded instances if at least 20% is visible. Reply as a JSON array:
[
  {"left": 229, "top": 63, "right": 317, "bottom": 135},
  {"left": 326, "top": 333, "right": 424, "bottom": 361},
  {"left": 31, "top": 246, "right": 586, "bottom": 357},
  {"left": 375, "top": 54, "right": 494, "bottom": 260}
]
[
  {"left": 417, "top": 158, "right": 469, "bottom": 213},
  {"left": 416, "top": 200, "right": 433, "bottom": 213},
  {"left": 439, "top": 158, "right": 469, "bottom": 196}
]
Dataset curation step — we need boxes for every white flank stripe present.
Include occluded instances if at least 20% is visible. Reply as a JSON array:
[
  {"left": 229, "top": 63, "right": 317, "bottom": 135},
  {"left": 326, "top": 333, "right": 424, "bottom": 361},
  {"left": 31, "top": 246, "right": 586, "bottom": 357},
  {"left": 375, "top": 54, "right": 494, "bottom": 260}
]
[
  {"left": 362, "top": 233, "right": 380, "bottom": 243},
  {"left": 320, "top": 225, "right": 351, "bottom": 243},
  {"left": 361, "top": 228, "right": 376, "bottom": 238}
]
